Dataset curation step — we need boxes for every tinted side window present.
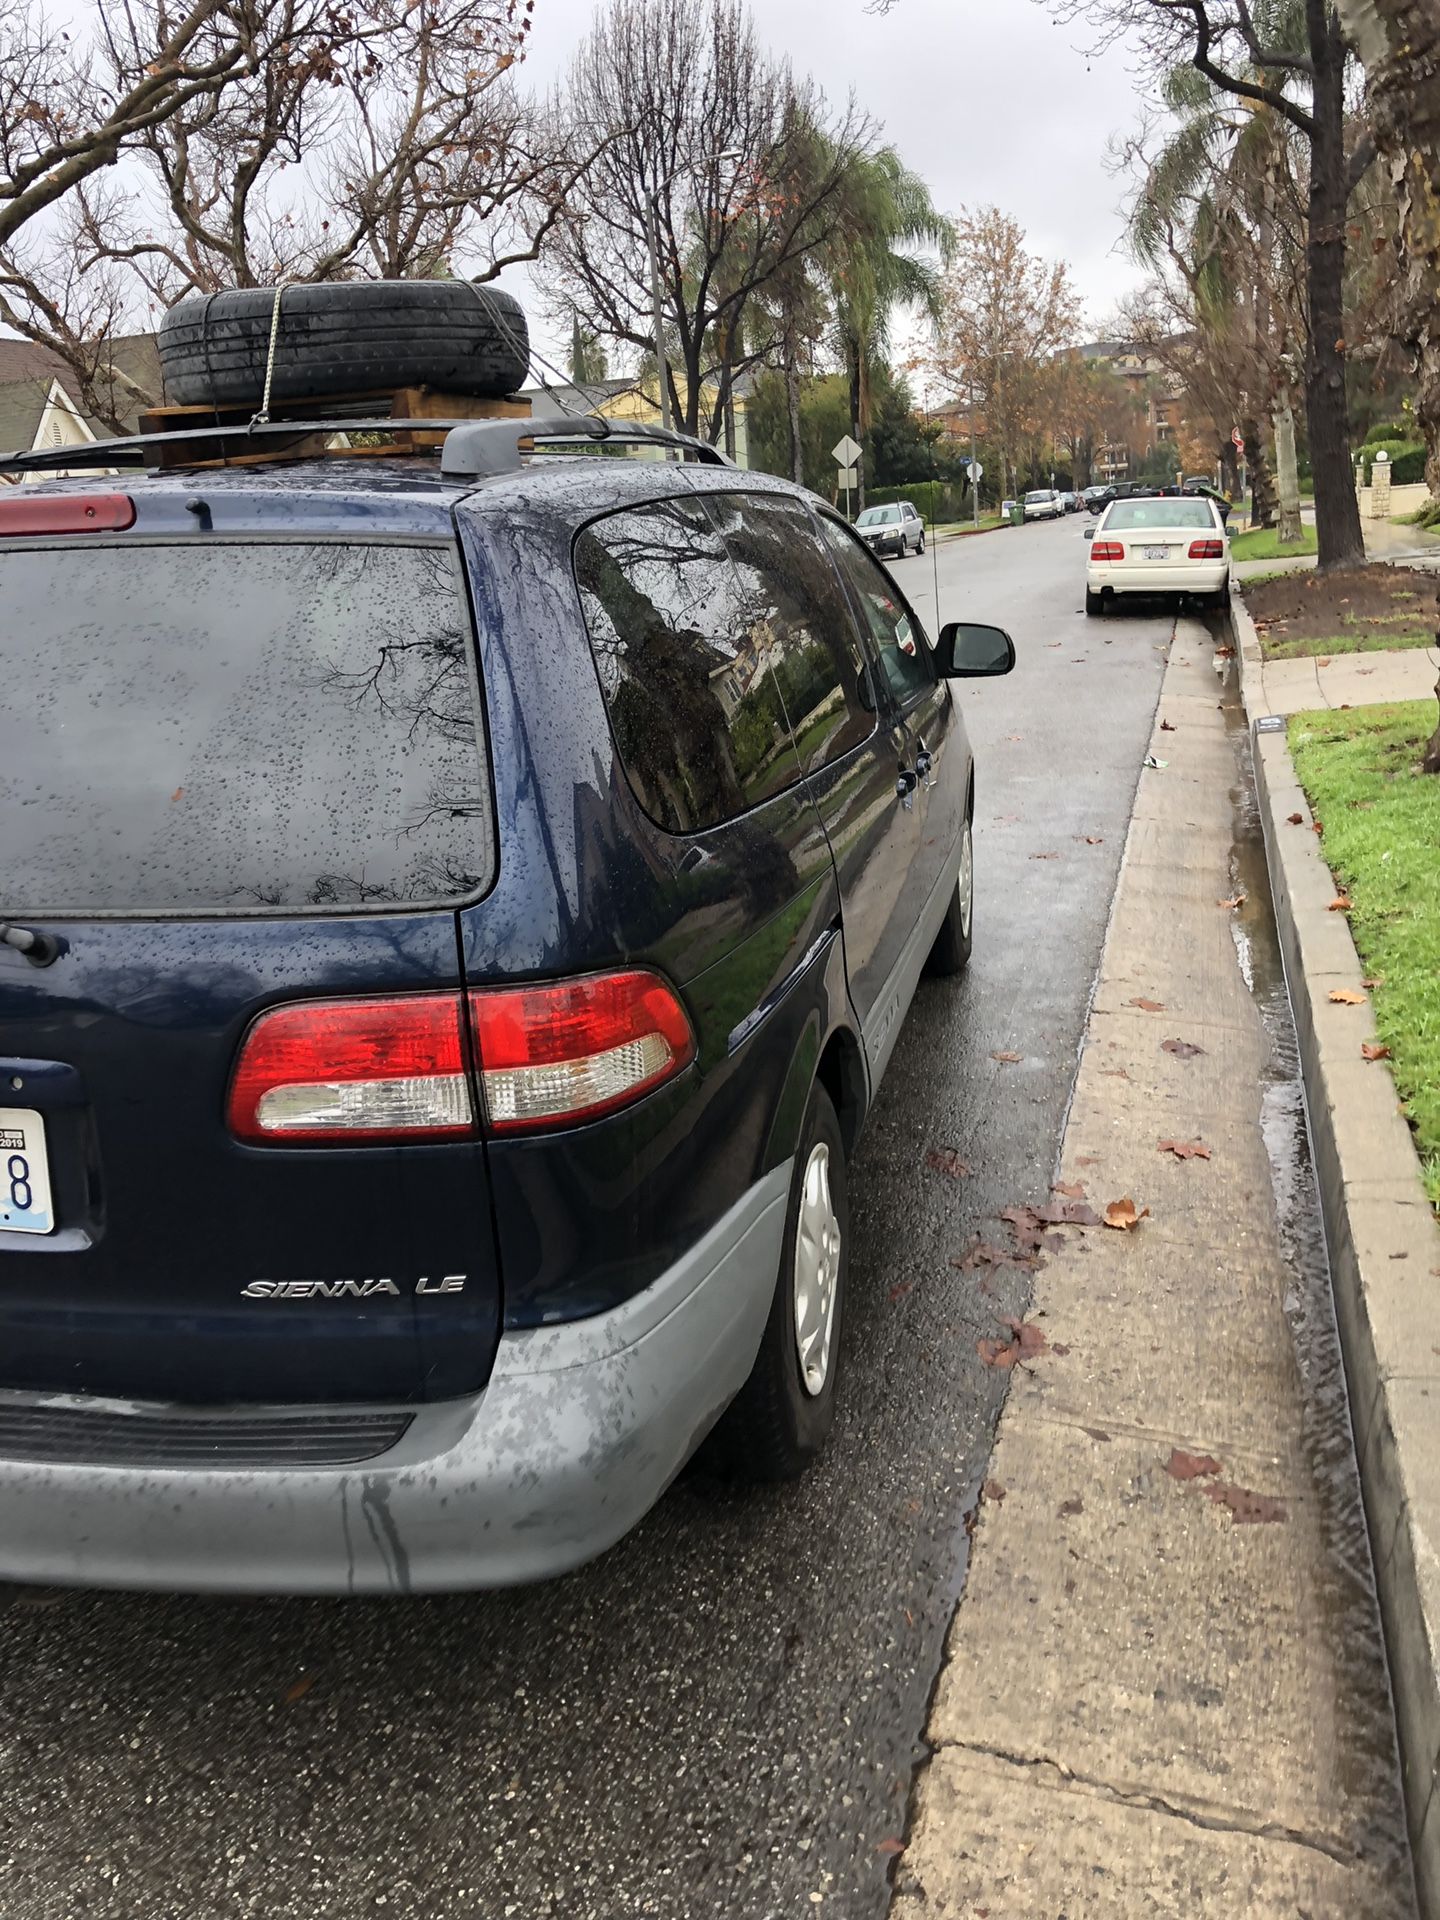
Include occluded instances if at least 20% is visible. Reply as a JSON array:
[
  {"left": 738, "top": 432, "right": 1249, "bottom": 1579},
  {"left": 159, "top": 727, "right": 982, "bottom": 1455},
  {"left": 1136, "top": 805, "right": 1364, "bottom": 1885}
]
[
  {"left": 574, "top": 497, "right": 804, "bottom": 833},
  {"left": 817, "top": 517, "right": 936, "bottom": 708},
  {"left": 702, "top": 492, "right": 875, "bottom": 775},
  {"left": 0, "top": 541, "right": 492, "bottom": 912}
]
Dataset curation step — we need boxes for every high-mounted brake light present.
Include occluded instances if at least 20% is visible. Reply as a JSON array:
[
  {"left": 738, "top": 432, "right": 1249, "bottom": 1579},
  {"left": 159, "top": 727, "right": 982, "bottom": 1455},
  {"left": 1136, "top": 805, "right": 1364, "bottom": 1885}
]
[
  {"left": 1189, "top": 539, "right": 1225, "bottom": 559},
  {"left": 0, "top": 493, "right": 134, "bottom": 537},
  {"left": 470, "top": 970, "right": 696, "bottom": 1132},
  {"left": 227, "top": 994, "right": 475, "bottom": 1144},
  {"left": 1091, "top": 541, "right": 1125, "bottom": 562}
]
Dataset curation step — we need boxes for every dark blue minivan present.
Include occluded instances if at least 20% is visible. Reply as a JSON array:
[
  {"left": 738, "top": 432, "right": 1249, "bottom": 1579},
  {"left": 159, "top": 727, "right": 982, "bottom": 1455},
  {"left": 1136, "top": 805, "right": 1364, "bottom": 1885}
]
[{"left": 0, "top": 420, "right": 1013, "bottom": 1592}]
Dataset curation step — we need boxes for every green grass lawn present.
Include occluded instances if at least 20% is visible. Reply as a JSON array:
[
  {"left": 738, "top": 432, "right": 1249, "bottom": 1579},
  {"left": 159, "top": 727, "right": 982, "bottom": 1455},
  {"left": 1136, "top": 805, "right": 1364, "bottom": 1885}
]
[
  {"left": 1229, "top": 524, "right": 1318, "bottom": 563},
  {"left": 934, "top": 514, "right": 1003, "bottom": 537},
  {"left": 1289, "top": 702, "right": 1440, "bottom": 1206}
]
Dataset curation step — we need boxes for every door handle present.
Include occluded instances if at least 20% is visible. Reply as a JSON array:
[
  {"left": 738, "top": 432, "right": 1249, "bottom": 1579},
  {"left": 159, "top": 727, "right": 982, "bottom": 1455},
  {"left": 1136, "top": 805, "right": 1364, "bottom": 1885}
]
[
  {"left": 895, "top": 767, "right": 918, "bottom": 809},
  {"left": 915, "top": 745, "right": 933, "bottom": 782}
]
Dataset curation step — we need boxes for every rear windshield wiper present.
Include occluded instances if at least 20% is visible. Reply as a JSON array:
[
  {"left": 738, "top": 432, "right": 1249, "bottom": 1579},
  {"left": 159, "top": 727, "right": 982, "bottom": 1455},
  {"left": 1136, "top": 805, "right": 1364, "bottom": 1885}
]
[{"left": 0, "top": 922, "right": 60, "bottom": 966}]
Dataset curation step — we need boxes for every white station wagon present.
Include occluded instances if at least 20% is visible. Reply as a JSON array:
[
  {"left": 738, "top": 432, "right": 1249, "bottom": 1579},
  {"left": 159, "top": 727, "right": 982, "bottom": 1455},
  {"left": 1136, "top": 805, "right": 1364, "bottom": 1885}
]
[{"left": 1085, "top": 494, "right": 1231, "bottom": 615}]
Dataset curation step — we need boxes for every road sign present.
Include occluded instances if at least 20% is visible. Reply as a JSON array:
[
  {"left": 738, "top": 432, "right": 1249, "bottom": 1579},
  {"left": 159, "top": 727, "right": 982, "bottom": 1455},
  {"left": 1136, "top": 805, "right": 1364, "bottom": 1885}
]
[
  {"left": 831, "top": 434, "right": 862, "bottom": 468},
  {"left": 968, "top": 461, "right": 984, "bottom": 487},
  {"left": 1231, "top": 428, "right": 1245, "bottom": 452},
  {"left": 837, "top": 466, "right": 859, "bottom": 488}
]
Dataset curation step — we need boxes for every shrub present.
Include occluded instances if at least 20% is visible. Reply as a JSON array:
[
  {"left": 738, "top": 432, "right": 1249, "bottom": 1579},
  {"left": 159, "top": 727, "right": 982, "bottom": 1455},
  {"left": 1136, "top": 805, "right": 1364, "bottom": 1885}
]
[{"left": 1360, "top": 439, "right": 1427, "bottom": 486}]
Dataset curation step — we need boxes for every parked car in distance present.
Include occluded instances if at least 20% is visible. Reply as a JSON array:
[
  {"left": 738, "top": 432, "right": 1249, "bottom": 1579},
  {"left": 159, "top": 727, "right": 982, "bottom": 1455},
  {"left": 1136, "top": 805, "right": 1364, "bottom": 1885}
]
[
  {"left": 1083, "top": 484, "right": 1114, "bottom": 511},
  {"left": 854, "top": 500, "right": 924, "bottom": 559},
  {"left": 1023, "top": 489, "right": 1064, "bottom": 522},
  {"left": 0, "top": 413, "right": 1015, "bottom": 1595},
  {"left": 1085, "top": 492, "right": 1231, "bottom": 615},
  {"left": 1056, "top": 491, "right": 1078, "bottom": 514}
]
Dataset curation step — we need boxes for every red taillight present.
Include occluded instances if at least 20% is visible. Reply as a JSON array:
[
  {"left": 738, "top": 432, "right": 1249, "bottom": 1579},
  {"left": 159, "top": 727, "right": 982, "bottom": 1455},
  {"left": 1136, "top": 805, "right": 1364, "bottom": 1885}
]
[
  {"left": 227, "top": 994, "right": 475, "bottom": 1144},
  {"left": 0, "top": 493, "right": 134, "bottom": 536},
  {"left": 470, "top": 969, "right": 695, "bottom": 1132},
  {"left": 1091, "top": 541, "right": 1125, "bottom": 562},
  {"left": 1189, "top": 539, "right": 1225, "bottom": 559}
]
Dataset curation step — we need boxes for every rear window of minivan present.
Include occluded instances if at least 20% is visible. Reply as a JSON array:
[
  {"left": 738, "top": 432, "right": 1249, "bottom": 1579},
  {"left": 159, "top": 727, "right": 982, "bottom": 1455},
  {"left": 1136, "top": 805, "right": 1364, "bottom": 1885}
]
[{"left": 0, "top": 539, "right": 494, "bottom": 913}]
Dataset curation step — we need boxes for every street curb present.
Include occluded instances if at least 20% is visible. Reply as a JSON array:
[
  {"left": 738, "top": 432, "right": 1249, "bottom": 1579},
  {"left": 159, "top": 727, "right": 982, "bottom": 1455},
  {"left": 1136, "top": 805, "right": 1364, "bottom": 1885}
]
[{"left": 1237, "top": 586, "right": 1440, "bottom": 1914}]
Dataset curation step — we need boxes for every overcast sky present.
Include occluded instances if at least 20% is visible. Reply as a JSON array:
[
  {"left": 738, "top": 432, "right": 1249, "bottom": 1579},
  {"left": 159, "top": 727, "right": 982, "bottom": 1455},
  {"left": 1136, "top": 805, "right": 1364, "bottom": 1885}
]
[{"left": 498, "top": 0, "right": 1153, "bottom": 385}]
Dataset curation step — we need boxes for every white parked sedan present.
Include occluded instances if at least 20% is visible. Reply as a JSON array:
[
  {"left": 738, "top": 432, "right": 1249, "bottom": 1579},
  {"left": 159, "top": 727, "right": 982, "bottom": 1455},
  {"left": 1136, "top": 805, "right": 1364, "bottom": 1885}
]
[
  {"left": 1023, "top": 488, "right": 1064, "bottom": 522},
  {"left": 1085, "top": 494, "right": 1231, "bottom": 615}
]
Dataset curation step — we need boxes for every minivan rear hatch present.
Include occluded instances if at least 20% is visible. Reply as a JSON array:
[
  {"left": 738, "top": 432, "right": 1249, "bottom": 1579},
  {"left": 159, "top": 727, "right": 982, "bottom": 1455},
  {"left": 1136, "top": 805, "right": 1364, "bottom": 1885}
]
[{"left": 0, "top": 523, "right": 502, "bottom": 1405}]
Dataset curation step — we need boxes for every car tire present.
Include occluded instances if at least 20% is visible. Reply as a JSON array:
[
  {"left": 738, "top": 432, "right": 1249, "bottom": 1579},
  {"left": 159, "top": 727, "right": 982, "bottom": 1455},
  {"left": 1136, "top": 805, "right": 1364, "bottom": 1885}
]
[
  {"left": 925, "top": 807, "right": 975, "bottom": 977},
  {"left": 157, "top": 281, "right": 530, "bottom": 408},
  {"left": 1213, "top": 582, "right": 1232, "bottom": 612},
  {"left": 917, "top": 532, "right": 925, "bottom": 554},
  {"left": 703, "top": 1084, "right": 849, "bottom": 1482},
  {"left": 1085, "top": 588, "right": 1105, "bottom": 617}
]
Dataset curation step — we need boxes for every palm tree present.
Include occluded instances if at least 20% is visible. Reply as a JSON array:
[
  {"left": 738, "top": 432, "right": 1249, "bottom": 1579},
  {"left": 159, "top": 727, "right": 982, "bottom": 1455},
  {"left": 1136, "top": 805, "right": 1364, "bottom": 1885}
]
[{"left": 824, "top": 149, "right": 953, "bottom": 509}]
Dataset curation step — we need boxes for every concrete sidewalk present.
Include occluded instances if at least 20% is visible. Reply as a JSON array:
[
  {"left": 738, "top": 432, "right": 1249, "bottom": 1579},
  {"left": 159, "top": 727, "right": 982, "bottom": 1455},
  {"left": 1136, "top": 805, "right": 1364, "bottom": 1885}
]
[
  {"left": 892, "top": 621, "right": 1413, "bottom": 1916},
  {"left": 1251, "top": 643, "right": 1440, "bottom": 718}
]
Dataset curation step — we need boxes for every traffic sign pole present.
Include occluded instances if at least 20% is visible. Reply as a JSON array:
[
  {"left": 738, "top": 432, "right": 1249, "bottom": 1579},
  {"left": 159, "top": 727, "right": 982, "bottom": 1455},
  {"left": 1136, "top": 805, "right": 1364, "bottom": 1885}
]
[{"left": 832, "top": 435, "right": 863, "bottom": 518}]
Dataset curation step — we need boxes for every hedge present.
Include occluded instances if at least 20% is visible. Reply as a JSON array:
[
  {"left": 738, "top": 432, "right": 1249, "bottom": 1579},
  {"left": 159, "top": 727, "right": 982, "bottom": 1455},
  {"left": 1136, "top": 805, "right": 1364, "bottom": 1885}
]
[
  {"left": 861, "top": 481, "right": 985, "bottom": 523},
  {"left": 1360, "top": 440, "right": 1428, "bottom": 487}
]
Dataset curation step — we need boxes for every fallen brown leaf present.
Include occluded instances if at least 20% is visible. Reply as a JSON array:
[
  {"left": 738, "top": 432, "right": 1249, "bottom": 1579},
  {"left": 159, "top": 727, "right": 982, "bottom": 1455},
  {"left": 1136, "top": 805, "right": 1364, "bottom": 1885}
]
[
  {"left": 1166, "top": 1448, "right": 1222, "bottom": 1481},
  {"left": 1076, "top": 1154, "right": 1101, "bottom": 1167},
  {"left": 982, "top": 1479, "right": 1006, "bottom": 1504},
  {"left": 1318, "top": 656, "right": 1332, "bottom": 667},
  {"left": 1028, "top": 851, "right": 1058, "bottom": 861},
  {"left": 991, "top": 1049, "right": 1022, "bottom": 1064},
  {"left": 1103, "top": 1197, "right": 1150, "bottom": 1232},
  {"left": 1328, "top": 988, "right": 1367, "bottom": 1005},
  {"left": 1214, "top": 644, "right": 1235, "bottom": 658},
  {"left": 876, "top": 1836, "right": 907, "bottom": 1858},
  {"left": 1161, "top": 1037, "right": 1205, "bottom": 1058},
  {"left": 170, "top": 786, "right": 184, "bottom": 803},
  {"left": 1157, "top": 1139, "right": 1212, "bottom": 1160},
  {"left": 1082, "top": 834, "right": 1104, "bottom": 844},
  {"left": 1128, "top": 996, "right": 1166, "bottom": 1012},
  {"left": 1160, "top": 718, "right": 1176, "bottom": 731},
  {"left": 1328, "top": 895, "right": 1352, "bottom": 912},
  {"left": 1362, "top": 1042, "right": 1391, "bottom": 1062},
  {"left": 888, "top": 1282, "right": 912, "bottom": 1304},
  {"left": 282, "top": 1675, "right": 316, "bottom": 1705},
  {"left": 1202, "top": 1481, "right": 1287, "bottom": 1524},
  {"left": 1311, "top": 820, "right": 1324, "bottom": 835},
  {"left": 1217, "top": 894, "right": 1245, "bottom": 910},
  {"left": 1098, "top": 1067, "right": 1130, "bottom": 1079},
  {"left": 978, "top": 1315, "right": 1050, "bottom": 1369},
  {"left": 925, "top": 1148, "right": 971, "bottom": 1178},
  {"left": 1058, "top": 1497, "right": 1084, "bottom": 1517},
  {"left": 1286, "top": 812, "right": 1304, "bottom": 825},
  {"left": 1362, "top": 976, "right": 1383, "bottom": 989},
  {"left": 1052, "top": 1180, "right": 1087, "bottom": 1199},
  {"left": 951, "top": 1238, "right": 1032, "bottom": 1274}
]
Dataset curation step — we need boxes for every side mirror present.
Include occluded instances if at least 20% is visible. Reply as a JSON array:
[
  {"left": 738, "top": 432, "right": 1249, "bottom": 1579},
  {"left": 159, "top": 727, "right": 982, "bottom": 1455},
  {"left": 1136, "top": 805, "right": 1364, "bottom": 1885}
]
[
  {"left": 1084, "top": 526, "right": 1097, "bottom": 541},
  {"left": 937, "top": 621, "right": 1016, "bottom": 678}
]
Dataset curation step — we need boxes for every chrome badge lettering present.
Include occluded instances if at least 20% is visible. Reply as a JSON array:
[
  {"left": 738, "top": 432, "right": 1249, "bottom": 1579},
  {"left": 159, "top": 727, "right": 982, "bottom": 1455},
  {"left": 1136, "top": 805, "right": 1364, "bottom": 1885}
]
[{"left": 241, "top": 1275, "right": 466, "bottom": 1301}]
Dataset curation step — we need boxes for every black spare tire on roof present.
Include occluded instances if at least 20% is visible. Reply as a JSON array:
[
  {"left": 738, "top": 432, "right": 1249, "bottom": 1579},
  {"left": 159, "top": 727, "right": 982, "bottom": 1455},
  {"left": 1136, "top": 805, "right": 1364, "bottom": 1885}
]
[{"left": 157, "top": 280, "right": 530, "bottom": 408}]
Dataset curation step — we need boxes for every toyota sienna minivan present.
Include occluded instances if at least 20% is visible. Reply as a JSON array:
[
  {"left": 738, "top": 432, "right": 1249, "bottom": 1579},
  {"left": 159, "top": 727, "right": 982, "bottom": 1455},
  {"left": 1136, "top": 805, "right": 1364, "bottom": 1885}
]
[{"left": 0, "top": 416, "right": 1013, "bottom": 1593}]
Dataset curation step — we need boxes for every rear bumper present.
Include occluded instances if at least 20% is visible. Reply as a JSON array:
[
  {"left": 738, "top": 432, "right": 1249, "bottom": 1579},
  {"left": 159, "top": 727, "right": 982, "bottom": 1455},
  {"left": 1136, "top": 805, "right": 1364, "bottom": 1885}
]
[
  {"left": 0, "top": 1166, "right": 790, "bottom": 1595},
  {"left": 1088, "top": 562, "right": 1229, "bottom": 595}
]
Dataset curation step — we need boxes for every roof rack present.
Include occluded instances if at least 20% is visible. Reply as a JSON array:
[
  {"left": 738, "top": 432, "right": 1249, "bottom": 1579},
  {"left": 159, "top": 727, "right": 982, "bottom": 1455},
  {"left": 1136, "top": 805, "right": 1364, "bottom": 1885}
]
[{"left": 0, "top": 412, "right": 734, "bottom": 479}]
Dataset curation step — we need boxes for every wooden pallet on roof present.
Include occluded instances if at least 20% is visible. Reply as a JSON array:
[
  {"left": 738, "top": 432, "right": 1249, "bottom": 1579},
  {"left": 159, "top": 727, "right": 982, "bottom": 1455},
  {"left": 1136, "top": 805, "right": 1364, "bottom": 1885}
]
[{"left": 137, "top": 385, "right": 532, "bottom": 469}]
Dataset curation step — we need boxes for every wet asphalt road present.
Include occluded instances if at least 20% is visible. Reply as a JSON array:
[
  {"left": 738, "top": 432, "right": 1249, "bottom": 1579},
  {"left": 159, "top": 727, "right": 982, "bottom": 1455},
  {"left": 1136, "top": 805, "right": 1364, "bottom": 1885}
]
[{"left": 0, "top": 515, "right": 1172, "bottom": 1920}]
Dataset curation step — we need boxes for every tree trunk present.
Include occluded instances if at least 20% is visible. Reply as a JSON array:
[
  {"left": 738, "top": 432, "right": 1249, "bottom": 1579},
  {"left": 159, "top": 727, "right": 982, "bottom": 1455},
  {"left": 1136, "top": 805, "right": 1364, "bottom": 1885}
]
[
  {"left": 1244, "top": 419, "right": 1277, "bottom": 528},
  {"left": 1305, "top": 0, "right": 1368, "bottom": 570},
  {"left": 1333, "top": 0, "right": 1440, "bottom": 503},
  {"left": 785, "top": 348, "right": 804, "bottom": 485},
  {"left": 1274, "top": 392, "right": 1305, "bottom": 543}
]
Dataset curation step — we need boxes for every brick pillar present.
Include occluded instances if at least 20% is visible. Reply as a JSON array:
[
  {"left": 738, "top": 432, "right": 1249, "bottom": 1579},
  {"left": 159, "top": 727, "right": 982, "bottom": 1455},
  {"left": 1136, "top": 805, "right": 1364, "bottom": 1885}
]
[{"left": 1372, "top": 449, "right": 1392, "bottom": 520}]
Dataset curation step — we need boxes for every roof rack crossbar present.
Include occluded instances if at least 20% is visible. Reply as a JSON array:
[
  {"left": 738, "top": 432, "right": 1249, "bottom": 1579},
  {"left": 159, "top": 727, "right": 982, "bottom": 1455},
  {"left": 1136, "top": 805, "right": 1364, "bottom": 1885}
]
[{"left": 0, "top": 412, "right": 735, "bottom": 478}]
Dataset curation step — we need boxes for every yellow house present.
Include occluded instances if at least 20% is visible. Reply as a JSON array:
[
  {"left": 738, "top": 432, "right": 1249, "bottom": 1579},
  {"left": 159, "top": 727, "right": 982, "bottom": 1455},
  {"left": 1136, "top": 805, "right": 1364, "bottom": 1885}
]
[{"left": 521, "top": 373, "right": 753, "bottom": 466}]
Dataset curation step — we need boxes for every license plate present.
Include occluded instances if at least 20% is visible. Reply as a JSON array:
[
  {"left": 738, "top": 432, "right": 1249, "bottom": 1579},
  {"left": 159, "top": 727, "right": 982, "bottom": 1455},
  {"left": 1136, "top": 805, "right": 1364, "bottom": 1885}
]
[
  {"left": 1144, "top": 545, "right": 1172, "bottom": 561},
  {"left": 0, "top": 1108, "right": 55, "bottom": 1235}
]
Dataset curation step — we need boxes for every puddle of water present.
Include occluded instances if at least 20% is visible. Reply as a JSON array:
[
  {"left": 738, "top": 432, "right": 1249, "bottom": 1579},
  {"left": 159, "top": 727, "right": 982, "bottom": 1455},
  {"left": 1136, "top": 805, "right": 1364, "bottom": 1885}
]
[{"left": 1221, "top": 674, "right": 1416, "bottom": 1898}]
